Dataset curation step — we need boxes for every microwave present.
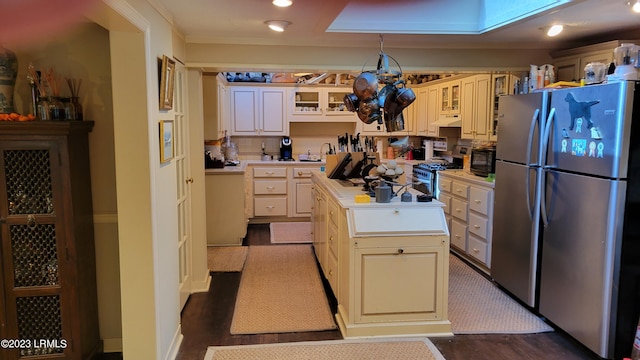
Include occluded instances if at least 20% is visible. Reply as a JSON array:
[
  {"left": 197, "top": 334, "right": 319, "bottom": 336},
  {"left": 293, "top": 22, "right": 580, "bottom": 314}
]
[{"left": 470, "top": 147, "right": 496, "bottom": 177}]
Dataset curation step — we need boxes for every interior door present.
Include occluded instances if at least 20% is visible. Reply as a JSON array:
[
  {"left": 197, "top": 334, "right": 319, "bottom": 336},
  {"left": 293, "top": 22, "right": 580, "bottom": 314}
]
[{"left": 174, "top": 62, "right": 192, "bottom": 310}]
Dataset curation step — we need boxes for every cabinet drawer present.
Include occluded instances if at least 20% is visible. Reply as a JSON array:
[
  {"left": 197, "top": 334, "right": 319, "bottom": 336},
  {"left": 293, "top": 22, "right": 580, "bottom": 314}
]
[
  {"left": 293, "top": 167, "right": 320, "bottom": 178},
  {"left": 468, "top": 212, "right": 489, "bottom": 240},
  {"left": 451, "top": 197, "right": 468, "bottom": 222},
  {"left": 253, "top": 167, "right": 287, "bottom": 177},
  {"left": 328, "top": 223, "right": 339, "bottom": 258},
  {"left": 438, "top": 177, "right": 452, "bottom": 193},
  {"left": 450, "top": 219, "right": 467, "bottom": 251},
  {"left": 254, "top": 180, "right": 287, "bottom": 194},
  {"left": 254, "top": 197, "right": 287, "bottom": 216},
  {"left": 328, "top": 200, "right": 340, "bottom": 227},
  {"left": 468, "top": 235, "right": 488, "bottom": 265},
  {"left": 469, "top": 186, "right": 492, "bottom": 215},
  {"left": 451, "top": 181, "right": 469, "bottom": 199},
  {"left": 437, "top": 193, "right": 451, "bottom": 215}
]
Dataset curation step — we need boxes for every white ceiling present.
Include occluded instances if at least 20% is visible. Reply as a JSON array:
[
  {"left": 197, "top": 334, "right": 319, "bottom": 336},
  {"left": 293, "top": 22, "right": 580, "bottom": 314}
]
[{"left": 154, "top": 0, "right": 640, "bottom": 50}]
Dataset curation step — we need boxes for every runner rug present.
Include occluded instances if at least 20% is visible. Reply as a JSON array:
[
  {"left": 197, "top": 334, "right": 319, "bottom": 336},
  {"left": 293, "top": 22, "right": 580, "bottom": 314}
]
[
  {"left": 449, "top": 254, "right": 554, "bottom": 334},
  {"left": 207, "top": 246, "right": 248, "bottom": 272},
  {"left": 204, "top": 338, "right": 445, "bottom": 360},
  {"left": 269, "top": 222, "right": 312, "bottom": 244},
  {"left": 230, "top": 245, "right": 336, "bottom": 334}
]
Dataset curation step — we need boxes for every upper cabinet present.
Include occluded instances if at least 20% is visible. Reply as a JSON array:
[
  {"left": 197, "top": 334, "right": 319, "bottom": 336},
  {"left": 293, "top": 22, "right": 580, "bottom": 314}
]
[
  {"left": 229, "top": 87, "right": 288, "bottom": 136},
  {"left": 439, "top": 80, "right": 461, "bottom": 116},
  {"left": 289, "top": 87, "right": 358, "bottom": 122},
  {"left": 551, "top": 40, "right": 639, "bottom": 82},
  {"left": 490, "top": 74, "right": 515, "bottom": 141},
  {"left": 203, "top": 73, "right": 229, "bottom": 140},
  {"left": 461, "top": 75, "right": 491, "bottom": 141}
]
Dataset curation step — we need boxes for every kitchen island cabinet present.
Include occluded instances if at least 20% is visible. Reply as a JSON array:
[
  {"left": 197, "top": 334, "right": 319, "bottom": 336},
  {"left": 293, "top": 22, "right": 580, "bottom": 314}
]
[{"left": 311, "top": 172, "right": 452, "bottom": 338}]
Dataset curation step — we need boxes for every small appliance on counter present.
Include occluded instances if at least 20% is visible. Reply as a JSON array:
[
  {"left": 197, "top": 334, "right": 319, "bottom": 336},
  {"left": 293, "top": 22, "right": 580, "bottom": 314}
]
[
  {"left": 279, "top": 136, "right": 293, "bottom": 161},
  {"left": 470, "top": 146, "right": 496, "bottom": 177}
]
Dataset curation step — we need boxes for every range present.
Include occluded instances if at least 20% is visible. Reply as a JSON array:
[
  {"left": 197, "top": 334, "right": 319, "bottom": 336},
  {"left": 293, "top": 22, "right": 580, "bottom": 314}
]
[{"left": 412, "top": 147, "right": 466, "bottom": 195}]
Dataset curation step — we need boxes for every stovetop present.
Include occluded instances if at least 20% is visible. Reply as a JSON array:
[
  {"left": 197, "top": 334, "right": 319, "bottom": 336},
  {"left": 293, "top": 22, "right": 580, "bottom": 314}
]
[{"left": 414, "top": 160, "right": 462, "bottom": 172}]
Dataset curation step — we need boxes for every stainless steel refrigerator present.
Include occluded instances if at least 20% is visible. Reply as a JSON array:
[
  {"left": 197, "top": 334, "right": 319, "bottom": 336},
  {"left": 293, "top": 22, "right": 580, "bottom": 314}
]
[{"left": 492, "top": 81, "right": 640, "bottom": 359}]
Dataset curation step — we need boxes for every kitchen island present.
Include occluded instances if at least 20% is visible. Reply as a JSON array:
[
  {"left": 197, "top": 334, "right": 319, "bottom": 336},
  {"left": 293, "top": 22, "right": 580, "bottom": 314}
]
[{"left": 311, "top": 172, "right": 452, "bottom": 338}]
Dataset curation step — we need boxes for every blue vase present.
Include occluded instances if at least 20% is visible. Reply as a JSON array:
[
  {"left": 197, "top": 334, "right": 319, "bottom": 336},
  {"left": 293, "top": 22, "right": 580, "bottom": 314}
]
[{"left": 0, "top": 45, "right": 18, "bottom": 114}]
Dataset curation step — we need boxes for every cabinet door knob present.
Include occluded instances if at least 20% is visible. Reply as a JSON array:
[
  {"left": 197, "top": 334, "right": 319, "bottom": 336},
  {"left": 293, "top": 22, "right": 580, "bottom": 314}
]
[
  {"left": 185, "top": 177, "right": 194, "bottom": 184},
  {"left": 397, "top": 248, "right": 404, "bottom": 254}
]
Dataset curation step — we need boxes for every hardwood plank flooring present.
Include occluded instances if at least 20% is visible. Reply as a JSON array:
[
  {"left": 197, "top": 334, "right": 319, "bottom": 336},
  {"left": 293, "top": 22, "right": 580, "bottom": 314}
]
[{"left": 170, "top": 223, "right": 601, "bottom": 359}]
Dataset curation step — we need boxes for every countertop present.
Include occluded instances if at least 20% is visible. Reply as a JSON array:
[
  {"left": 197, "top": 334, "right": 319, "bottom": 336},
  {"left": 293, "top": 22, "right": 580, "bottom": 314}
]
[
  {"left": 438, "top": 169, "right": 495, "bottom": 188},
  {"left": 312, "top": 171, "right": 445, "bottom": 209},
  {"left": 204, "top": 159, "right": 325, "bottom": 175}
]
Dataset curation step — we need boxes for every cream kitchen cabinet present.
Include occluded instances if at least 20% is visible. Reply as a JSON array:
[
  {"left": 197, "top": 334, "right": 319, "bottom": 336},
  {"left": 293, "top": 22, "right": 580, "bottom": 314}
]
[
  {"left": 414, "top": 85, "right": 438, "bottom": 137},
  {"left": 311, "top": 172, "right": 452, "bottom": 339},
  {"left": 205, "top": 171, "right": 248, "bottom": 245},
  {"left": 437, "top": 170, "right": 494, "bottom": 272},
  {"left": 550, "top": 40, "right": 634, "bottom": 82},
  {"left": 229, "top": 87, "right": 288, "bottom": 136},
  {"left": 203, "top": 73, "right": 229, "bottom": 140},
  {"left": 289, "top": 87, "right": 358, "bottom": 122},
  {"left": 439, "top": 79, "right": 461, "bottom": 116},
  {"left": 490, "top": 74, "right": 515, "bottom": 141},
  {"left": 252, "top": 166, "right": 288, "bottom": 217},
  {"left": 461, "top": 74, "right": 492, "bottom": 141},
  {"left": 289, "top": 166, "right": 322, "bottom": 217}
]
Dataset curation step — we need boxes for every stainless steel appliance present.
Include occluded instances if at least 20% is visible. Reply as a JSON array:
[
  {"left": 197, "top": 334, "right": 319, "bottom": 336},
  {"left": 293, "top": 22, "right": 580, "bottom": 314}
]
[
  {"left": 492, "top": 82, "right": 640, "bottom": 359},
  {"left": 412, "top": 145, "right": 467, "bottom": 195},
  {"left": 470, "top": 146, "right": 496, "bottom": 177}
]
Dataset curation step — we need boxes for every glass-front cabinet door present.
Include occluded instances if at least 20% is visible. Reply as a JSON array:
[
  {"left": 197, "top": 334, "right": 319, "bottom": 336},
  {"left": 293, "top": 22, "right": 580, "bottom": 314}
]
[
  {"left": 291, "top": 89, "right": 321, "bottom": 116},
  {"left": 439, "top": 80, "right": 461, "bottom": 116}
]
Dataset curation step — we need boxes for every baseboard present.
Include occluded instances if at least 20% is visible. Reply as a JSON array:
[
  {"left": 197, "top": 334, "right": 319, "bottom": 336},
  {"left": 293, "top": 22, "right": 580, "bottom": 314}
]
[
  {"left": 190, "top": 270, "right": 211, "bottom": 293},
  {"left": 164, "top": 326, "right": 183, "bottom": 360},
  {"left": 103, "top": 338, "right": 123, "bottom": 353}
]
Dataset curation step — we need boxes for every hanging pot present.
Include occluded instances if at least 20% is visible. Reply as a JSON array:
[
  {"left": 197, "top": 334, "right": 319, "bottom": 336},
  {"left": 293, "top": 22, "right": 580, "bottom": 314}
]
[
  {"left": 357, "top": 96, "right": 381, "bottom": 124},
  {"left": 353, "top": 72, "right": 379, "bottom": 100},
  {"left": 395, "top": 87, "right": 416, "bottom": 107},
  {"left": 343, "top": 93, "right": 359, "bottom": 112}
]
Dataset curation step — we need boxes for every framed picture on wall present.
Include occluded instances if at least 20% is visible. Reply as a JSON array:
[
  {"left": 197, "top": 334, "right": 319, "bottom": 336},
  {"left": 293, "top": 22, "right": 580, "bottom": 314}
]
[
  {"left": 159, "top": 120, "right": 174, "bottom": 163},
  {"left": 159, "top": 55, "right": 175, "bottom": 110}
]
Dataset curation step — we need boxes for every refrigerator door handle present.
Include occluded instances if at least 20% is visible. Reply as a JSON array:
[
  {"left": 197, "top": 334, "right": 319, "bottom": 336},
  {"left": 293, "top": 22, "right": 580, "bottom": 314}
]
[
  {"left": 540, "top": 107, "right": 556, "bottom": 227},
  {"left": 526, "top": 108, "right": 540, "bottom": 166},
  {"left": 525, "top": 167, "right": 534, "bottom": 220}
]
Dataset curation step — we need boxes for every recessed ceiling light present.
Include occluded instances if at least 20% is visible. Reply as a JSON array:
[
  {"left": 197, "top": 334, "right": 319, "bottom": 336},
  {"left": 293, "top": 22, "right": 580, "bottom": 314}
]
[
  {"left": 272, "top": 0, "right": 292, "bottom": 7},
  {"left": 633, "top": 0, "right": 640, "bottom": 12},
  {"left": 265, "top": 20, "right": 291, "bottom": 32},
  {"left": 546, "top": 24, "right": 564, "bottom": 37}
]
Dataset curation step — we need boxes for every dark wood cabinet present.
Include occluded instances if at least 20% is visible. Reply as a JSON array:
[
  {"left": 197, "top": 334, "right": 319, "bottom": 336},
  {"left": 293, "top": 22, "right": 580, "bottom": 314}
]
[{"left": 0, "top": 121, "right": 101, "bottom": 359}]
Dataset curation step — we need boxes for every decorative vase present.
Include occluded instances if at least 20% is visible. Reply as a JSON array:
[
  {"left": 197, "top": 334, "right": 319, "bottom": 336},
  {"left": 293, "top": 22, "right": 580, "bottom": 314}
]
[{"left": 0, "top": 45, "right": 18, "bottom": 114}]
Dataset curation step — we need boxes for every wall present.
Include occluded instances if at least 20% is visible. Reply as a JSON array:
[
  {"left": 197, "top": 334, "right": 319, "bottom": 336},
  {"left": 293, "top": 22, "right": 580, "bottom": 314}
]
[{"left": 7, "top": 22, "right": 122, "bottom": 351}]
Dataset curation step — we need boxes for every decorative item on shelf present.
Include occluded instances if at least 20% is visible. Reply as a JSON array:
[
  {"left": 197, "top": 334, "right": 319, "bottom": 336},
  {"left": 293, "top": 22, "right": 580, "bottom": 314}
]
[
  {"left": 66, "top": 77, "right": 83, "bottom": 120},
  {"left": 0, "top": 44, "right": 18, "bottom": 114}
]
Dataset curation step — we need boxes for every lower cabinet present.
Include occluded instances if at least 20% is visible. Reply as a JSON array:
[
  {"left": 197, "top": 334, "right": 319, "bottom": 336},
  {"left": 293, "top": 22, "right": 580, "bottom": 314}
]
[
  {"left": 205, "top": 173, "right": 248, "bottom": 245},
  {"left": 437, "top": 171, "right": 494, "bottom": 271},
  {"left": 252, "top": 166, "right": 288, "bottom": 217}
]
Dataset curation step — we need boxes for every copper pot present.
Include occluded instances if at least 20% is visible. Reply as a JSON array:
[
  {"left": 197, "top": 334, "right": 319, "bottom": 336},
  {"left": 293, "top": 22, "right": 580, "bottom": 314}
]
[
  {"left": 343, "top": 93, "right": 359, "bottom": 112},
  {"left": 357, "top": 96, "right": 381, "bottom": 124}
]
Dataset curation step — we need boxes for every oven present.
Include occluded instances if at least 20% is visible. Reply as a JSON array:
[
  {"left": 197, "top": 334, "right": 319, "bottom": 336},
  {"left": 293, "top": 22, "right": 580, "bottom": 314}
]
[{"left": 412, "top": 162, "right": 448, "bottom": 195}]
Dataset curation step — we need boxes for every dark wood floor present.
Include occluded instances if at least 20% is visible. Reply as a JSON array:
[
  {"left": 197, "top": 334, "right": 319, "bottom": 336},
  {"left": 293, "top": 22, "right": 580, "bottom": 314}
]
[{"left": 174, "top": 223, "right": 602, "bottom": 359}]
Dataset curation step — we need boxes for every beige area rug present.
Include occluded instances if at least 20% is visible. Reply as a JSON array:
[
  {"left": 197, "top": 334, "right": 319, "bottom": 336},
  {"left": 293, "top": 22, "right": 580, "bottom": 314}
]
[
  {"left": 207, "top": 246, "right": 248, "bottom": 272},
  {"left": 230, "top": 245, "right": 336, "bottom": 334},
  {"left": 270, "top": 222, "right": 312, "bottom": 244},
  {"left": 204, "top": 338, "right": 445, "bottom": 360},
  {"left": 449, "top": 254, "right": 554, "bottom": 334}
]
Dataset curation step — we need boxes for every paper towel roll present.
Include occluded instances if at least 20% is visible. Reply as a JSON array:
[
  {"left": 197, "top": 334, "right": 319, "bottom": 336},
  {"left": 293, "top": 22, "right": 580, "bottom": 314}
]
[{"left": 423, "top": 140, "right": 434, "bottom": 160}]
